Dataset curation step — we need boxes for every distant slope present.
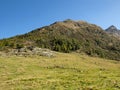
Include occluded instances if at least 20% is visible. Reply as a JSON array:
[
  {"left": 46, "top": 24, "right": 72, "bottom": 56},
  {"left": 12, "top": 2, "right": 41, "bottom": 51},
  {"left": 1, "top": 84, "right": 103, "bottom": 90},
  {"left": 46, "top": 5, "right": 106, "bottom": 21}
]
[
  {"left": 0, "top": 19, "right": 120, "bottom": 60},
  {"left": 106, "top": 25, "right": 120, "bottom": 38}
]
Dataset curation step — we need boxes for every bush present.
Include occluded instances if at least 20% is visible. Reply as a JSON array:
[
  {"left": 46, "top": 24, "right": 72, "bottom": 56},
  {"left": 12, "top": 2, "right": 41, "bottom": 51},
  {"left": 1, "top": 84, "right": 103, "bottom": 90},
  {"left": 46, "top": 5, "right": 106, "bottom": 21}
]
[{"left": 51, "top": 38, "right": 80, "bottom": 53}]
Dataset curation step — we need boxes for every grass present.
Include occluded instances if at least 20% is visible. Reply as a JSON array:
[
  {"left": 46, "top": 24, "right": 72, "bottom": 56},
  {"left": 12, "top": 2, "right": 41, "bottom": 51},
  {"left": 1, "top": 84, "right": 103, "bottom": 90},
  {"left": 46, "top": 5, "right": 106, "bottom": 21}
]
[{"left": 0, "top": 52, "right": 120, "bottom": 90}]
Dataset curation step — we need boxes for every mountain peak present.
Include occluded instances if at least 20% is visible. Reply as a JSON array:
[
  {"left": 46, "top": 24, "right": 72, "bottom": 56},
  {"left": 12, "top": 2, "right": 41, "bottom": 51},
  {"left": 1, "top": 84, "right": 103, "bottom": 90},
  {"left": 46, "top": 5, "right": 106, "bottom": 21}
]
[
  {"left": 63, "top": 19, "right": 74, "bottom": 22},
  {"left": 105, "top": 25, "right": 120, "bottom": 38},
  {"left": 0, "top": 19, "right": 120, "bottom": 60},
  {"left": 106, "top": 25, "right": 118, "bottom": 32},
  {"left": 51, "top": 19, "right": 101, "bottom": 31}
]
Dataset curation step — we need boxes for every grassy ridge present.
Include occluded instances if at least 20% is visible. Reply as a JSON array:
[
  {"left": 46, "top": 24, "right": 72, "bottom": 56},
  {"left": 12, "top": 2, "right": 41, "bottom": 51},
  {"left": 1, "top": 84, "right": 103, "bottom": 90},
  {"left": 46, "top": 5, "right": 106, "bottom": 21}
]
[
  {"left": 0, "top": 20, "right": 120, "bottom": 60},
  {"left": 0, "top": 53, "right": 120, "bottom": 90}
]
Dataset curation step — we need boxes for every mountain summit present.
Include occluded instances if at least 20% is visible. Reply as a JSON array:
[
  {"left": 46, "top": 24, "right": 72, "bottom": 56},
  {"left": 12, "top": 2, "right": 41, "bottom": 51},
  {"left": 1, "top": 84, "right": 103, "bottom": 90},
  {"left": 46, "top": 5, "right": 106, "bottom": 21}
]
[
  {"left": 0, "top": 19, "right": 120, "bottom": 60},
  {"left": 106, "top": 25, "right": 120, "bottom": 37},
  {"left": 106, "top": 25, "right": 118, "bottom": 32}
]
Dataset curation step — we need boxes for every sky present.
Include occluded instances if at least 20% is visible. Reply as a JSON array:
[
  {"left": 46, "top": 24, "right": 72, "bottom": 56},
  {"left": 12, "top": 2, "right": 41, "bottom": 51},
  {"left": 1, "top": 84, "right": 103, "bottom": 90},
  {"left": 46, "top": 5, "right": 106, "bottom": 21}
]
[{"left": 0, "top": 0, "right": 120, "bottom": 39}]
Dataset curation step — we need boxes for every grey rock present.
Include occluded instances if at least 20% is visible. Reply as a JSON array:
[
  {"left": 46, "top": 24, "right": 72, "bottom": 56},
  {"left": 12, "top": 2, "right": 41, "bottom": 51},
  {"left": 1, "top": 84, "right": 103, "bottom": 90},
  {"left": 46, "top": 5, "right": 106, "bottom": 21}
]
[{"left": 5, "top": 47, "right": 55, "bottom": 57}]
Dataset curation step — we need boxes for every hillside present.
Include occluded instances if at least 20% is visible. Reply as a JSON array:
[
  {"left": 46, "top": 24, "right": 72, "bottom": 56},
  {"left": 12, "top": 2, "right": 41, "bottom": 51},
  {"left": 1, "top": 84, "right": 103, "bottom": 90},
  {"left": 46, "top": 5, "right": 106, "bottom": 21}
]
[
  {"left": 0, "top": 53, "right": 120, "bottom": 90},
  {"left": 0, "top": 19, "right": 120, "bottom": 60}
]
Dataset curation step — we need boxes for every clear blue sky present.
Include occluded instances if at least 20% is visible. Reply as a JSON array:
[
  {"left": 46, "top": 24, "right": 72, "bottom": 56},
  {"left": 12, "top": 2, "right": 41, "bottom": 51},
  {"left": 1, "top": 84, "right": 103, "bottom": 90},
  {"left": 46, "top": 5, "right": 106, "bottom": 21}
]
[{"left": 0, "top": 0, "right": 120, "bottom": 39}]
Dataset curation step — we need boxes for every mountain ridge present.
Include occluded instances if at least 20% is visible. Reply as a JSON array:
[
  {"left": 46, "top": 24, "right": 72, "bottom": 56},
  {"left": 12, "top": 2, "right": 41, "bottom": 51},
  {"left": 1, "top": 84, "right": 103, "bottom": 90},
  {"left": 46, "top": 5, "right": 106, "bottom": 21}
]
[{"left": 0, "top": 19, "right": 120, "bottom": 60}]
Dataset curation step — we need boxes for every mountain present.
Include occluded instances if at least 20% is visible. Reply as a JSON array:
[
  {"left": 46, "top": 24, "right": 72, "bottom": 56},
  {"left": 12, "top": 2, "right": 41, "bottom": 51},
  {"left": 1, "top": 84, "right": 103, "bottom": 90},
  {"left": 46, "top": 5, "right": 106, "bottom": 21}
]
[
  {"left": 105, "top": 25, "right": 120, "bottom": 38},
  {"left": 0, "top": 19, "right": 120, "bottom": 60}
]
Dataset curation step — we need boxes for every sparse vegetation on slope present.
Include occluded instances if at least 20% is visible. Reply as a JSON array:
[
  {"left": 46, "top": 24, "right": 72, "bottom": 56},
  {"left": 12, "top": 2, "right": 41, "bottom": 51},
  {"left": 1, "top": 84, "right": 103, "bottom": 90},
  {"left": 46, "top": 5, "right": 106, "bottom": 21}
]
[
  {"left": 0, "top": 53, "right": 120, "bottom": 90},
  {"left": 0, "top": 19, "right": 120, "bottom": 60}
]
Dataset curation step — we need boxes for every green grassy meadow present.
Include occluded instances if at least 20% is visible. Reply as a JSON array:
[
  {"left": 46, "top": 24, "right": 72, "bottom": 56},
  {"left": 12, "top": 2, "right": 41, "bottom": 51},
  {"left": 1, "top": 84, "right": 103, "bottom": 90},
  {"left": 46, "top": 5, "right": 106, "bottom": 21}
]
[{"left": 0, "top": 53, "right": 120, "bottom": 90}]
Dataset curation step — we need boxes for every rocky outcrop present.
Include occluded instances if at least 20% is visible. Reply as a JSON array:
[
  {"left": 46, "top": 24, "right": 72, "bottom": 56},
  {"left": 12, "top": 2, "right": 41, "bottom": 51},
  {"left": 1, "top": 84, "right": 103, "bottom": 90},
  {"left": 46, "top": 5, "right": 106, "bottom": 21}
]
[{"left": 1, "top": 47, "right": 55, "bottom": 57}]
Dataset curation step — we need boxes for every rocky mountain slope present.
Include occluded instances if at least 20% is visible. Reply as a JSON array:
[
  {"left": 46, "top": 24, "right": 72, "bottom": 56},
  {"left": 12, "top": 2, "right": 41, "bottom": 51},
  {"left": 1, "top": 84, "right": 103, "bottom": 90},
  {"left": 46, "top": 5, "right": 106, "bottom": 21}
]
[
  {"left": 105, "top": 25, "right": 120, "bottom": 38},
  {"left": 0, "top": 19, "right": 120, "bottom": 60}
]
